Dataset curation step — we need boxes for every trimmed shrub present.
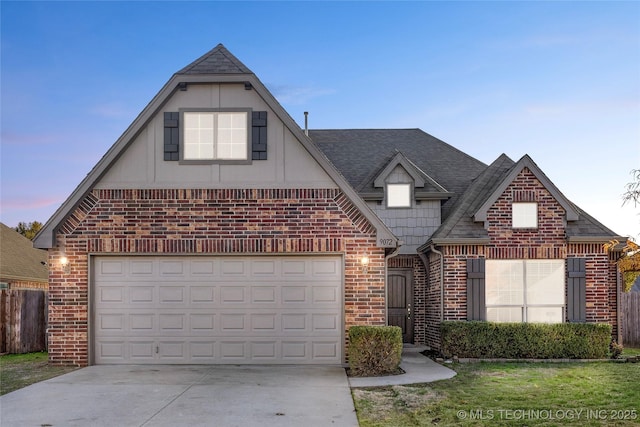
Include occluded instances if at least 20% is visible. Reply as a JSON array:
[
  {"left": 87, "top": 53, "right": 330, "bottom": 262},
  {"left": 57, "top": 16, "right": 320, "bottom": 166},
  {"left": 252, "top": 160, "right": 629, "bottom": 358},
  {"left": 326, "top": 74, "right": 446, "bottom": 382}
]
[
  {"left": 348, "top": 325, "right": 403, "bottom": 376},
  {"left": 441, "top": 321, "right": 611, "bottom": 359}
]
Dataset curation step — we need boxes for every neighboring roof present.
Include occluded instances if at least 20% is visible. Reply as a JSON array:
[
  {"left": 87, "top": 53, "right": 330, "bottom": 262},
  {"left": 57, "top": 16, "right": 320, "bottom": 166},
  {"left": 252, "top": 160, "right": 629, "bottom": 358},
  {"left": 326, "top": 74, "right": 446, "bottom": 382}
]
[
  {"left": 420, "top": 153, "right": 622, "bottom": 248},
  {"left": 309, "top": 129, "right": 487, "bottom": 218},
  {"left": 0, "top": 223, "right": 48, "bottom": 283},
  {"left": 33, "top": 44, "right": 397, "bottom": 249}
]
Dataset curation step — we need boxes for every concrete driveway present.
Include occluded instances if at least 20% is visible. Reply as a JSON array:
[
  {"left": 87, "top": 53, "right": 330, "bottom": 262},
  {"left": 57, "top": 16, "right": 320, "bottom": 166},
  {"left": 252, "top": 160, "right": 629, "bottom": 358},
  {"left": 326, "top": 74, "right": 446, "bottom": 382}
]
[{"left": 0, "top": 365, "right": 359, "bottom": 427}]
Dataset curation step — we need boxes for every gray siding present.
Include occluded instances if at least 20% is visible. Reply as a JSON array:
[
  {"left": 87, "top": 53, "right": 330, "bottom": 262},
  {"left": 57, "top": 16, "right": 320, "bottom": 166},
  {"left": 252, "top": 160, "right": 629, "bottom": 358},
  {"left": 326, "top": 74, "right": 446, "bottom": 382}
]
[
  {"left": 95, "top": 84, "right": 337, "bottom": 190},
  {"left": 369, "top": 200, "right": 441, "bottom": 254}
]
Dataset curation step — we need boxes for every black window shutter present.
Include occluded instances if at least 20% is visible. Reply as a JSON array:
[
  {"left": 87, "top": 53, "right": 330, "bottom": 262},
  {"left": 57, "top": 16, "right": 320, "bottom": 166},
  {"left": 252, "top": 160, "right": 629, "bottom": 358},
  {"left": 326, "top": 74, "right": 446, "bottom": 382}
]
[
  {"left": 467, "top": 258, "right": 486, "bottom": 321},
  {"left": 252, "top": 111, "right": 267, "bottom": 160},
  {"left": 164, "top": 112, "right": 179, "bottom": 161},
  {"left": 567, "top": 258, "right": 586, "bottom": 322}
]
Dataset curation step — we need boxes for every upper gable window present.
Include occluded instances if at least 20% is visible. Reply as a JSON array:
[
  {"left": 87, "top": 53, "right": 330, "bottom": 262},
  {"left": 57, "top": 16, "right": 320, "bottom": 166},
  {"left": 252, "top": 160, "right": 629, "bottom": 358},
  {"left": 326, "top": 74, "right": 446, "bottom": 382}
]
[
  {"left": 512, "top": 202, "right": 537, "bottom": 228},
  {"left": 183, "top": 111, "right": 248, "bottom": 161},
  {"left": 387, "top": 184, "right": 411, "bottom": 208}
]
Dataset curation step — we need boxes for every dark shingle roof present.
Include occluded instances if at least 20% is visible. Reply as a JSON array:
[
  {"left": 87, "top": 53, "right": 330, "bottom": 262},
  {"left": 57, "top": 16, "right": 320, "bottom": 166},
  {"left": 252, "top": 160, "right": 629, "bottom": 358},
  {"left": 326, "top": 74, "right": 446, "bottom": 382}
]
[
  {"left": 309, "top": 129, "right": 488, "bottom": 218},
  {"left": 430, "top": 153, "right": 515, "bottom": 242},
  {"left": 0, "top": 223, "right": 48, "bottom": 282},
  {"left": 309, "top": 129, "right": 621, "bottom": 246},
  {"left": 177, "top": 44, "right": 253, "bottom": 75},
  {"left": 565, "top": 205, "right": 621, "bottom": 239},
  {"left": 428, "top": 154, "right": 621, "bottom": 244}
]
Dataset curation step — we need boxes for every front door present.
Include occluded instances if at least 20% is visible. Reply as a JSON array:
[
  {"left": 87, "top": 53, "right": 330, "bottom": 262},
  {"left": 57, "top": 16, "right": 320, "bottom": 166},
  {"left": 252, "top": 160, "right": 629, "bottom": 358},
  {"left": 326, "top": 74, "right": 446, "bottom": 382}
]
[{"left": 387, "top": 269, "right": 414, "bottom": 343}]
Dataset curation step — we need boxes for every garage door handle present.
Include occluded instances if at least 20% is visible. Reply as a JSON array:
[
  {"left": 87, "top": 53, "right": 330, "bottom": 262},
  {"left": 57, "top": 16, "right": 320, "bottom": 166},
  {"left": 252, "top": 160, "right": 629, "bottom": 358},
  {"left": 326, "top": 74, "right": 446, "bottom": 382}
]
[{"left": 156, "top": 346, "right": 159, "bottom": 354}]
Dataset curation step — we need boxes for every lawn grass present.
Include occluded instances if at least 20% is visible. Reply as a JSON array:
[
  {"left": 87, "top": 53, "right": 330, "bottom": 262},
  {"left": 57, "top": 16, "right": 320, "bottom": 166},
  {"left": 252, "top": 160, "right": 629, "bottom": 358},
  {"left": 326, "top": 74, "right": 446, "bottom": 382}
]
[
  {"left": 0, "top": 352, "right": 78, "bottom": 396},
  {"left": 621, "top": 347, "right": 640, "bottom": 357},
  {"left": 353, "top": 362, "right": 640, "bottom": 426}
]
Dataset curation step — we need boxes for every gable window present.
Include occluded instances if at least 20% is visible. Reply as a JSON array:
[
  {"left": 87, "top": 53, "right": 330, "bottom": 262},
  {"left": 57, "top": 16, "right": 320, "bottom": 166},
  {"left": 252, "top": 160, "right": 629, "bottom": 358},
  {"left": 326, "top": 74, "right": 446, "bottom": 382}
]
[
  {"left": 387, "top": 183, "right": 411, "bottom": 208},
  {"left": 486, "top": 260, "right": 564, "bottom": 323},
  {"left": 512, "top": 202, "right": 537, "bottom": 228},
  {"left": 183, "top": 111, "right": 248, "bottom": 161}
]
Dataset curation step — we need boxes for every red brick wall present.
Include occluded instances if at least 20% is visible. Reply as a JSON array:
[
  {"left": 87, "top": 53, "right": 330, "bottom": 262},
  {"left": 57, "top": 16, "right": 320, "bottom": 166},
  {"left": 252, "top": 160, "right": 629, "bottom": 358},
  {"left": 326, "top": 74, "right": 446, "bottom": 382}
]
[
  {"left": 569, "top": 243, "right": 619, "bottom": 337},
  {"left": 428, "top": 168, "right": 619, "bottom": 349},
  {"left": 48, "top": 188, "right": 385, "bottom": 366}
]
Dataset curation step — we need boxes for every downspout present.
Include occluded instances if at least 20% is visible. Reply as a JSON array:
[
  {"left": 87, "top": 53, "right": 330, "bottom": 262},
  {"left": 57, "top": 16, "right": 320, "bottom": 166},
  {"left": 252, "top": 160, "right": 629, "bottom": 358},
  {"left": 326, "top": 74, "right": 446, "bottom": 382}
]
[
  {"left": 617, "top": 263, "right": 622, "bottom": 345},
  {"left": 384, "top": 243, "right": 402, "bottom": 325}
]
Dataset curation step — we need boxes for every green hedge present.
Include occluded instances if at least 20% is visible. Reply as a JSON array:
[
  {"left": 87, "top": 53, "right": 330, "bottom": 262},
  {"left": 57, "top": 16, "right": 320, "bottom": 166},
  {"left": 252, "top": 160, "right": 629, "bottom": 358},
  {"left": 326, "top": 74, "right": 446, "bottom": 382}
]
[
  {"left": 348, "top": 326, "right": 403, "bottom": 376},
  {"left": 441, "top": 321, "right": 611, "bottom": 359}
]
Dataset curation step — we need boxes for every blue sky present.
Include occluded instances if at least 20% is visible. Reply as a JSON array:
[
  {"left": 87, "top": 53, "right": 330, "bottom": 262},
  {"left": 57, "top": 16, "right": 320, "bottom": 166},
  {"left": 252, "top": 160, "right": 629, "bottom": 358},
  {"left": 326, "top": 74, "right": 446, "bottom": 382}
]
[{"left": 1, "top": 1, "right": 639, "bottom": 240}]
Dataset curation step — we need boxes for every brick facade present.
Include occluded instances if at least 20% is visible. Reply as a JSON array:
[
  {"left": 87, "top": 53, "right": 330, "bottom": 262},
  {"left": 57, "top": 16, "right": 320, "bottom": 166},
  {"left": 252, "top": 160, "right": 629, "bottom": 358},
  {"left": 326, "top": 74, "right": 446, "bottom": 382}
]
[
  {"left": 48, "top": 188, "right": 385, "bottom": 366},
  {"left": 423, "top": 168, "right": 620, "bottom": 350}
]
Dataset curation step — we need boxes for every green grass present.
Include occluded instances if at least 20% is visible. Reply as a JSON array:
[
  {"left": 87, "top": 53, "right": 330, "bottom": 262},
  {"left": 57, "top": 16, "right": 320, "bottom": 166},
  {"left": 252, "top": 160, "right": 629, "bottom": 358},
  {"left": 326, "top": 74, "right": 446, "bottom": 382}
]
[
  {"left": 621, "top": 347, "right": 640, "bottom": 357},
  {"left": 352, "top": 362, "right": 640, "bottom": 426},
  {"left": 0, "top": 352, "right": 78, "bottom": 395}
]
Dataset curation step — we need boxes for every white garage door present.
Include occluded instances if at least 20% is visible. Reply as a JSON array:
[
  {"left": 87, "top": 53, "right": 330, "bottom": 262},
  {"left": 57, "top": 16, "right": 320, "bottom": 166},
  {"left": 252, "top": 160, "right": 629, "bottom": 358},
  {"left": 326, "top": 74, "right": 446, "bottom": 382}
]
[{"left": 93, "top": 256, "right": 343, "bottom": 364}]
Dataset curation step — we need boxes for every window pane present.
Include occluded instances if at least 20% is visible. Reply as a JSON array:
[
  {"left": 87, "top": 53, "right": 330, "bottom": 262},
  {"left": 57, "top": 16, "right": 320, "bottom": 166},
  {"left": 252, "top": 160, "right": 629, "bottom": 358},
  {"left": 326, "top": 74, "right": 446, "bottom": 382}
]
[
  {"left": 512, "top": 202, "right": 537, "bottom": 228},
  {"left": 526, "top": 260, "right": 564, "bottom": 305},
  {"left": 527, "top": 307, "right": 563, "bottom": 323},
  {"left": 184, "top": 112, "right": 214, "bottom": 160},
  {"left": 487, "top": 307, "right": 523, "bottom": 322},
  {"left": 486, "top": 260, "right": 524, "bottom": 305},
  {"left": 216, "top": 112, "right": 247, "bottom": 160},
  {"left": 387, "top": 184, "right": 411, "bottom": 207}
]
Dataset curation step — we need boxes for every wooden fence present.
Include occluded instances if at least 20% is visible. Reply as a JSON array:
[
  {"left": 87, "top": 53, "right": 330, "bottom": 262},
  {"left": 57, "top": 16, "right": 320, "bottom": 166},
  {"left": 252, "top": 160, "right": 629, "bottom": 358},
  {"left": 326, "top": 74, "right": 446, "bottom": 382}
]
[
  {"left": 0, "top": 289, "right": 47, "bottom": 354},
  {"left": 621, "top": 292, "right": 640, "bottom": 347}
]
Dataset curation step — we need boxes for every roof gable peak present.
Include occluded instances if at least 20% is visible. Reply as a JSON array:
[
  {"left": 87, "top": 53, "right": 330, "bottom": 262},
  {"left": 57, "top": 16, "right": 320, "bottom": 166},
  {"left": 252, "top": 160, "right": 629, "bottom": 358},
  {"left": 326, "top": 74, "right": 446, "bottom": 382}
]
[
  {"left": 373, "top": 151, "right": 448, "bottom": 193},
  {"left": 176, "top": 44, "right": 253, "bottom": 75},
  {"left": 473, "top": 154, "right": 579, "bottom": 223}
]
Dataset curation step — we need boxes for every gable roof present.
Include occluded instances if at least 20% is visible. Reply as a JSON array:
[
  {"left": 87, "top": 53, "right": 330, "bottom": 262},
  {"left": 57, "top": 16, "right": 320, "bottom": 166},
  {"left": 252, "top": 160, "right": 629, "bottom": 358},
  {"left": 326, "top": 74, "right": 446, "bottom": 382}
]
[
  {"left": 473, "top": 155, "right": 579, "bottom": 223},
  {"left": 177, "top": 44, "right": 253, "bottom": 75},
  {"left": 370, "top": 151, "right": 450, "bottom": 200},
  {"left": 420, "top": 153, "right": 622, "bottom": 248},
  {"left": 425, "top": 154, "right": 515, "bottom": 244},
  {"left": 309, "top": 129, "right": 487, "bottom": 217},
  {"left": 34, "top": 45, "right": 397, "bottom": 249},
  {"left": 0, "top": 223, "right": 48, "bottom": 283}
]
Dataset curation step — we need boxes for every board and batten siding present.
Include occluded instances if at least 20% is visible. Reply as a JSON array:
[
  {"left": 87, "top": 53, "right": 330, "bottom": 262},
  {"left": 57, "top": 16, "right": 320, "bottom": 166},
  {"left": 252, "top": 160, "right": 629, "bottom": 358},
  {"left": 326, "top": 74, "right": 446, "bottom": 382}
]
[{"left": 95, "top": 83, "right": 337, "bottom": 190}]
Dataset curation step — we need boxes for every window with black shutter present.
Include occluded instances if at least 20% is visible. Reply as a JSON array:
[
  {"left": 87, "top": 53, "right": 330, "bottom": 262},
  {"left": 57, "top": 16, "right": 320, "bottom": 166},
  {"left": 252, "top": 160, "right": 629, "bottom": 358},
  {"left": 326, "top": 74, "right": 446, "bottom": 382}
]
[
  {"left": 467, "top": 258, "right": 486, "bottom": 321},
  {"left": 567, "top": 258, "right": 586, "bottom": 322}
]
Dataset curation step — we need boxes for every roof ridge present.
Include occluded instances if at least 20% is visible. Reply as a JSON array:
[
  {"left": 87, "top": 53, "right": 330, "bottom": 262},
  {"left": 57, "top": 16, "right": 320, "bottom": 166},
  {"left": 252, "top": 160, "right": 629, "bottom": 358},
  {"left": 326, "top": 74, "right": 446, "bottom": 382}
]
[{"left": 176, "top": 43, "right": 253, "bottom": 75}]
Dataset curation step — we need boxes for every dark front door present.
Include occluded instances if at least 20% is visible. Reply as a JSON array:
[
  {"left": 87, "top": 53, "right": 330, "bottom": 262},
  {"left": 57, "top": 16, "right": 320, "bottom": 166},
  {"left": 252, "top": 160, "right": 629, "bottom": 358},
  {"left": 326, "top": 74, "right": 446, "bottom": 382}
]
[{"left": 387, "top": 269, "right": 414, "bottom": 343}]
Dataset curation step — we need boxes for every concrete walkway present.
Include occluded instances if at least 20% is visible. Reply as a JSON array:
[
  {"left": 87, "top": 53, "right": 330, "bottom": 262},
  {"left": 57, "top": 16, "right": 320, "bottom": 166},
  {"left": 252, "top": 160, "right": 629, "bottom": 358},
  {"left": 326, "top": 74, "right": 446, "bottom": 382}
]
[
  {"left": 348, "top": 346, "right": 457, "bottom": 387},
  {"left": 0, "top": 365, "right": 359, "bottom": 427}
]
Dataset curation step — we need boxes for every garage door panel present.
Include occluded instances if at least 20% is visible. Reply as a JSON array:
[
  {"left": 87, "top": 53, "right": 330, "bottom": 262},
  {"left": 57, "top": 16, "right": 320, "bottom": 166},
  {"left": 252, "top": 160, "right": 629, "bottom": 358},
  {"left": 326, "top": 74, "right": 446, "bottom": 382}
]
[
  {"left": 94, "top": 256, "right": 342, "bottom": 364},
  {"left": 130, "top": 260, "right": 154, "bottom": 275},
  {"left": 159, "top": 260, "right": 186, "bottom": 276}
]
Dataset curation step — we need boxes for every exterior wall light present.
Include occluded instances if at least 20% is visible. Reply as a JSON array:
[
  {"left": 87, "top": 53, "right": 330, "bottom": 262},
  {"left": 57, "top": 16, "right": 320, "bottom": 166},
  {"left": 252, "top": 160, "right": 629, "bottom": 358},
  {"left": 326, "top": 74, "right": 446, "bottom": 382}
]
[
  {"left": 60, "top": 256, "right": 70, "bottom": 274},
  {"left": 360, "top": 256, "right": 370, "bottom": 273}
]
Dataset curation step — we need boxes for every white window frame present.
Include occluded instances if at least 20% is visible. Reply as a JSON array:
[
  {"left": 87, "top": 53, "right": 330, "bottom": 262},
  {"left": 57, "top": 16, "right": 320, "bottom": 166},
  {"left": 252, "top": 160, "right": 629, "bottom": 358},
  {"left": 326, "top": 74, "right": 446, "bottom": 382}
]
[
  {"left": 386, "top": 183, "right": 412, "bottom": 208},
  {"left": 486, "top": 259, "right": 565, "bottom": 323},
  {"left": 181, "top": 109, "right": 250, "bottom": 163},
  {"left": 512, "top": 202, "right": 538, "bottom": 228}
]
